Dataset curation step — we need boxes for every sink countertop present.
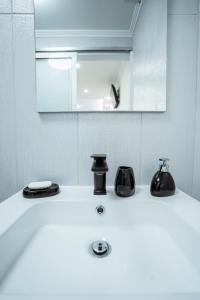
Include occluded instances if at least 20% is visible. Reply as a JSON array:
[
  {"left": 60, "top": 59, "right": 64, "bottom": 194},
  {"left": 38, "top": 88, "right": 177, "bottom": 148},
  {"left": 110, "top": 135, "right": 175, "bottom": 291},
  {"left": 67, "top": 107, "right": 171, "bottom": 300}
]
[
  {"left": 0, "top": 186, "right": 200, "bottom": 300},
  {"left": 0, "top": 185, "right": 200, "bottom": 237}
]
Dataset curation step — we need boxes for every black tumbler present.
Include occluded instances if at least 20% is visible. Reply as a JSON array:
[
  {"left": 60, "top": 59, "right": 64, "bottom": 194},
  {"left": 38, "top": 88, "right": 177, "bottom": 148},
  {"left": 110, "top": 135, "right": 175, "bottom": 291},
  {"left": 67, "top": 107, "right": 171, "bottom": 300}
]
[{"left": 115, "top": 166, "right": 135, "bottom": 197}]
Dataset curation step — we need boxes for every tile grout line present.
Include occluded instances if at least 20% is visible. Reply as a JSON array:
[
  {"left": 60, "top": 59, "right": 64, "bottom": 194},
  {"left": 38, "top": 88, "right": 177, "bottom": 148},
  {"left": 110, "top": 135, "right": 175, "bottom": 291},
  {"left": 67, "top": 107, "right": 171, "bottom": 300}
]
[
  {"left": 168, "top": 13, "right": 198, "bottom": 16},
  {"left": 10, "top": 11, "right": 19, "bottom": 192},
  {"left": 11, "top": 3, "right": 34, "bottom": 190},
  {"left": 77, "top": 113, "right": 80, "bottom": 185},
  {"left": 138, "top": 112, "right": 143, "bottom": 185},
  {"left": 0, "top": 12, "right": 34, "bottom": 15},
  {"left": 191, "top": 11, "right": 200, "bottom": 198}
]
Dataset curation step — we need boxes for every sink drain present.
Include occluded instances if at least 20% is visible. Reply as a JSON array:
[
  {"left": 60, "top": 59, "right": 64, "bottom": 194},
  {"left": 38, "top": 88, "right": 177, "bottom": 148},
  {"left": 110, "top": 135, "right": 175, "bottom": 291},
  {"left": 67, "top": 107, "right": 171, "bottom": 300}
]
[{"left": 89, "top": 240, "right": 111, "bottom": 258}]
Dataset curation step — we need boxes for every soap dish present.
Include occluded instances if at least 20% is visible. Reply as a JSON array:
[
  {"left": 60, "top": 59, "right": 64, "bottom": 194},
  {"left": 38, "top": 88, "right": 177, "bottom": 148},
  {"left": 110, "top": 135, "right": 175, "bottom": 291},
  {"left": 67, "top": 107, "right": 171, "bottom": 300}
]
[{"left": 23, "top": 183, "right": 59, "bottom": 199}]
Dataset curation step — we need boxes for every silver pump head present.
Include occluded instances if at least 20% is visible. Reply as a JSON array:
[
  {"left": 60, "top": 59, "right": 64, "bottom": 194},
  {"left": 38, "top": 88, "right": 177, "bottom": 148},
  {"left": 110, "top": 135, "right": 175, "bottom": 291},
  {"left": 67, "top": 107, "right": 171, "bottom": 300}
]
[{"left": 159, "top": 158, "right": 169, "bottom": 172}]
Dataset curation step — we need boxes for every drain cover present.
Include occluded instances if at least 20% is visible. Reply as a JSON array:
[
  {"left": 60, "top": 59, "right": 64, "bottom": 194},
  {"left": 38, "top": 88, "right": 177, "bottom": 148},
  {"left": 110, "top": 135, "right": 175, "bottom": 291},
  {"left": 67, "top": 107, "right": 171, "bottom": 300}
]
[{"left": 89, "top": 240, "right": 111, "bottom": 258}]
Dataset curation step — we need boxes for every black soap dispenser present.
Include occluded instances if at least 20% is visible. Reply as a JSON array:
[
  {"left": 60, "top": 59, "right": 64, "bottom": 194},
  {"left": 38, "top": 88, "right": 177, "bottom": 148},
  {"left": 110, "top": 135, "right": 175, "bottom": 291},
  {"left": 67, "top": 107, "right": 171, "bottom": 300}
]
[{"left": 150, "top": 158, "right": 176, "bottom": 197}]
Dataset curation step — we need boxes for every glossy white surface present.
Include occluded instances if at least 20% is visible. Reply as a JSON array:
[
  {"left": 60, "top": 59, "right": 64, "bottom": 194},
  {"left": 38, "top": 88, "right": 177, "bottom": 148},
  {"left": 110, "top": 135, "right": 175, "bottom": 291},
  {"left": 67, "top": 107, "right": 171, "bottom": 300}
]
[
  {"left": 28, "top": 181, "right": 52, "bottom": 190},
  {"left": 36, "top": 55, "right": 75, "bottom": 112},
  {"left": 0, "top": 186, "right": 200, "bottom": 300},
  {"left": 76, "top": 53, "right": 131, "bottom": 111}
]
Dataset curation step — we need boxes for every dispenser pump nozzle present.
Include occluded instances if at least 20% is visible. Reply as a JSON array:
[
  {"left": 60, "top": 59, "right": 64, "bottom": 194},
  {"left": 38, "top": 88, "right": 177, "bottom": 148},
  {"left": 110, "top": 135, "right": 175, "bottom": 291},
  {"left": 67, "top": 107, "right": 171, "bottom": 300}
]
[{"left": 159, "top": 158, "right": 169, "bottom": 172}]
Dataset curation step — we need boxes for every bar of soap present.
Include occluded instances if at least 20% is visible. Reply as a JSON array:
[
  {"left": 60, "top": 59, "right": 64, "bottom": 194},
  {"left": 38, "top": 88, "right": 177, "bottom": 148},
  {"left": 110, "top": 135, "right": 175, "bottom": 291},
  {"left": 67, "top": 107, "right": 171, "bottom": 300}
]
[{"left": 28, "top": 181, "right": 52, "bottom": 190}]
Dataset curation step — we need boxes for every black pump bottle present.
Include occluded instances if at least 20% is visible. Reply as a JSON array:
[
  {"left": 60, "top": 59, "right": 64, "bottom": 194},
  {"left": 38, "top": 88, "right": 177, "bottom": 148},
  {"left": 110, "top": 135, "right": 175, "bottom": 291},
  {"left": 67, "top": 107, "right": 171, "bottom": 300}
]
[{"left": 150, "top": 158, "right": 175, "bottom": 197}]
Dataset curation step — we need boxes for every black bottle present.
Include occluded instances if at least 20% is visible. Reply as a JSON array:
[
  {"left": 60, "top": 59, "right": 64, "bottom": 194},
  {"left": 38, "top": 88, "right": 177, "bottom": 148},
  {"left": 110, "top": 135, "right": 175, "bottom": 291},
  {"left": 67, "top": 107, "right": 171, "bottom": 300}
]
[
  {"left": 150, "top": 158, "right": 176, "bottom": 197},
  {"left": 115, "top": 166, "right": 135, "bottom": 197}
]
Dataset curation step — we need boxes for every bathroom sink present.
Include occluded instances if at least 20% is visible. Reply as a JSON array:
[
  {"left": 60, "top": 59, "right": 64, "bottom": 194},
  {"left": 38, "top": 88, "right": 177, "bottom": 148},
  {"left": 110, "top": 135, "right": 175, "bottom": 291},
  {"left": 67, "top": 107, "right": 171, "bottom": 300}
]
[{"left": 0, "top": 186, "right": 200, "bottom": 300}]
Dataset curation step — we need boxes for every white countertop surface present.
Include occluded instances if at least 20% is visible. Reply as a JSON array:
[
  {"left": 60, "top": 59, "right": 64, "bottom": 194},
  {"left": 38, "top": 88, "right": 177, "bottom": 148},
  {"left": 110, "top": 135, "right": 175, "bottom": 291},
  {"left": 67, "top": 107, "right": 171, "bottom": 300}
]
[
  {"left": 0, "top": 186, "right": 200, "bottom": 300},
  {"left": 0, "top": 185, "right": 200, "bottom": 237}
]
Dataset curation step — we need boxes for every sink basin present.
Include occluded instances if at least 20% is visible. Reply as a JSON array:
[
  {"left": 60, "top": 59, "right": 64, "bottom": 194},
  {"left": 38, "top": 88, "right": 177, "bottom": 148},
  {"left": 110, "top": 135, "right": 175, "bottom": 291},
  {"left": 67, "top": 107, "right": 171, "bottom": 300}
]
[{"left": 0, "top": 186, "right": 200, "bottom": 300}]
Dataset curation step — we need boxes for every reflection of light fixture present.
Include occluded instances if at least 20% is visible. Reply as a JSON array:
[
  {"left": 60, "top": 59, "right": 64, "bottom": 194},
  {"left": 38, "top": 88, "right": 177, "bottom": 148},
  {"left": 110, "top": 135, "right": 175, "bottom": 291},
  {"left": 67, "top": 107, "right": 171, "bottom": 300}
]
[
  {"left": 106, "top": 96, "right": 112, "bottom": 101},
  {"left": 84, "top": 89, "right": 89, "bottom": 94},
  {"left": 48, "top": 59, "right": 72, "bottom": 70},
  {"left": 104, "top": 102, "right": 112, "bottom": 110},
  {"left": 76, "top": 63, "right": 81, "bottom": 69}
]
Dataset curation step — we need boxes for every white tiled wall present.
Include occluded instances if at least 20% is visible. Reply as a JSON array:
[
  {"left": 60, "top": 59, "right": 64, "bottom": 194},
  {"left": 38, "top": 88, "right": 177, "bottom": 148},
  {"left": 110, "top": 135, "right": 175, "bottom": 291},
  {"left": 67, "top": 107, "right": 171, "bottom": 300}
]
[
  {"left": 12, "top": 0, "right": 34, "bottom": 13},
  {"left": 78, "top": 113, "right": 142, "bottom": 185},
  {"left": 0, "top": 0, "right": 12, "bottom": 13},
  {"left": 193, "top": 2, "right": 200, "bottom": 200},
  {"left": 0, "top": 0, "right": 199, "bottom": 201},
  {"left": 168, "top": 0, "right": 198, "bottom": 14},
  {"left": 0, "top": 14, "right": 17, "bottom": 200},
  {"left": 12, "top": 14, "right": 78, "bottom": 187},
  {"left": 141, "top": 13, "right": 198, "bottom": 194}
]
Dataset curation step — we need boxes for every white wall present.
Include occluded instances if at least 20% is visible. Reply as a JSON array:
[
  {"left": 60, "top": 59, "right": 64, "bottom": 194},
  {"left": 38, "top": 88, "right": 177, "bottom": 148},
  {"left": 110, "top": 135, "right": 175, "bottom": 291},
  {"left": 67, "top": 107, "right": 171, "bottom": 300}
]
[
  {"left": 193, "top": 2, "right": 200, "bottom": 200},
  {"left": 0, "top": 13, "right": 17, "bottom": 201},
  {"left": 0, "top": 0, "right": 199, "bottom": 201}
]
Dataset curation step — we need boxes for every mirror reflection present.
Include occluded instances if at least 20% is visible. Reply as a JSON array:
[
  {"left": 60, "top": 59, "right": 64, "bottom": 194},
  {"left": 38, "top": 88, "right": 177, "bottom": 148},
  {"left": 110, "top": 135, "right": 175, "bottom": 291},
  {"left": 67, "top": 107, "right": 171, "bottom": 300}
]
[
  {"left": 34, "top": 0, "right": 167, "bottom": 112},
  {"left": 76, "top": 52, "right": 131, "bottom": 111}
]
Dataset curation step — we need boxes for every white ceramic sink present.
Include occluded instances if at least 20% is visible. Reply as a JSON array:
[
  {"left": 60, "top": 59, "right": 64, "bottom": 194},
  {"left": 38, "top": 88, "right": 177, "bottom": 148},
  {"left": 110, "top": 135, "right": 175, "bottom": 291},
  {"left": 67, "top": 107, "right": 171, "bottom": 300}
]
[{"left": 0, "top": 186, "right": 200, "bottom": 300}]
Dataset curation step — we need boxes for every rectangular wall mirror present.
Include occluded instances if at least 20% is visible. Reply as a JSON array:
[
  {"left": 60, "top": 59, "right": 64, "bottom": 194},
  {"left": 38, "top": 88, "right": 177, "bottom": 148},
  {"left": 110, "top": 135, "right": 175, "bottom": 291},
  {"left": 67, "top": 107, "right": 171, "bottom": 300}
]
[{"left": 34, "top": 0, "right": 167, "bottom": 112}]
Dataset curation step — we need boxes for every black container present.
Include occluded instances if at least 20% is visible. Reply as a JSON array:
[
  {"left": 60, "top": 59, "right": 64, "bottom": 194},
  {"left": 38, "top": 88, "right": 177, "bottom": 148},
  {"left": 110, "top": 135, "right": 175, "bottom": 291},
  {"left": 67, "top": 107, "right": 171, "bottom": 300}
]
[
  {"left": 23, "top": 183, "right": 59, "bottom": 198},
  {"left": 150, "top": 158, "right": 176, "bottom": 197},
  {"left": 115, "top": 166, "right": 135, "bottom": 197}
]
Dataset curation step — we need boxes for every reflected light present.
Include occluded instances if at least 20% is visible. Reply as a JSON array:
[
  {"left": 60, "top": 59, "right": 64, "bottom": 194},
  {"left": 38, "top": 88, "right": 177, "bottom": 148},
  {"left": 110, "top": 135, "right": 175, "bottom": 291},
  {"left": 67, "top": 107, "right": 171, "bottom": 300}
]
[
  {"left": 103, "top": 102, "right": 113, "bottom": 110},
  {"left": 34, "top": 0, "right": 48, "bottom": 5},
  {"left": 48, "top": 59, "right": 72, "bottom": 70},
  {"left": 76, "top": 63, "right": 81, "bottom": 69},
  {"left": 83, "top": 89, "right": 89, "bottom": 94},
  {"left": 105, "top": 96, "right": 112, "bottom": 101}
]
